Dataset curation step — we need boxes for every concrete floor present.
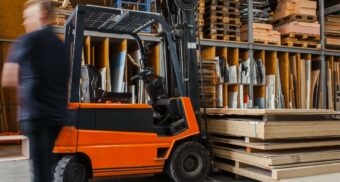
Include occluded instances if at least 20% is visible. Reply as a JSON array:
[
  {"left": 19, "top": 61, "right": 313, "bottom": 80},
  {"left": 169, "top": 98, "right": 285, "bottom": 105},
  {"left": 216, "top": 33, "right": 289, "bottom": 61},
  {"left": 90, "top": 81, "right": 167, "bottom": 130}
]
[{"left": 0, "top": 160, "right": 256, "bottom": 182}]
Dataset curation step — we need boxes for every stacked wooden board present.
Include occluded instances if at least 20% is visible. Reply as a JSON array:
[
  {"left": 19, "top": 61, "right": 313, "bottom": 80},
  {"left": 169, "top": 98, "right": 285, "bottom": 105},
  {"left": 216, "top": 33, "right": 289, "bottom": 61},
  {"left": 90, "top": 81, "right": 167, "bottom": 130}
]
[
  {"left": 241, "top": 23, "right": 281, "bottom": 45},
  {"left": 273, "top": 0, "right": 320, "bottom": 48},
  {"left": 203, "top": 0, "right": 241, "bottom": 41},
  {"left": 325, "top": 15, "right": 340, "bottom": 49},
  {"left": 273, "top": 0, "right": 317, "bottom": 20},
  {"left": 206, "top": 109, "right": 340, "bottom": 181}
]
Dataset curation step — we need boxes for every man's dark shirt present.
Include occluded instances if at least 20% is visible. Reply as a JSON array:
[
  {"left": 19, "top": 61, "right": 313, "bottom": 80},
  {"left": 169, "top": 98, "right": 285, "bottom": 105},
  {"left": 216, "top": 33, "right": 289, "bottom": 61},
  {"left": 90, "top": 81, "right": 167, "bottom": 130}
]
[{"left": 8, "top": 26, "right": 70, "bottom": 123}]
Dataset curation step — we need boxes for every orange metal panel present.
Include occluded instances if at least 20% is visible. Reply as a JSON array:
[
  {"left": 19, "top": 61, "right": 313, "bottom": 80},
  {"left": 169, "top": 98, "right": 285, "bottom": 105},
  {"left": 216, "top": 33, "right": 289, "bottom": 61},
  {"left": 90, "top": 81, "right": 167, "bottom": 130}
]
[{"left": 54, "top": 97, "right": 200, "bottom": 177}]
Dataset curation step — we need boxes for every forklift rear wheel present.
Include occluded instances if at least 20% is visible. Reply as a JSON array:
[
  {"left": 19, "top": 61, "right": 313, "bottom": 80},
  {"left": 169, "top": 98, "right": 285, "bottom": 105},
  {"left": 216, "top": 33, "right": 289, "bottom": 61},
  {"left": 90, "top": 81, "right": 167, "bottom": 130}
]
[
  {"left": 54, "top": 155, "right": 89, "bottom": 182},
  {"left": 166, "top": 141, "right": 210, "bottom": 182}
]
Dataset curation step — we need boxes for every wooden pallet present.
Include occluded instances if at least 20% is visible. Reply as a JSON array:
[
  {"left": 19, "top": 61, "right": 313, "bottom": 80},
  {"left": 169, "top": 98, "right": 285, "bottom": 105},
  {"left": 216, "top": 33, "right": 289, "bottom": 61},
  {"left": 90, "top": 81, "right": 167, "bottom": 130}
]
[
  {"left": 223, "top": 35, "right": 241, "bottom": 41},
  {"left": 273, "top": 14, "right": 318, "bottom": 26},
  {"left": 207, "top": 0, "right": 240, "bottom": 7},
  {"left": 205, "top": 17, "right": 241, "bottom": 25},
  {"left": 204, "top": 24, "right": 240, "bottom": 35},
  {"left": 281, "top": 38, "right": 320, "bottom": 49},
  {"left": 214, "top": 158, "right": 340, "bottom": 182},
  {"left": 210, "top": 134, "right": 340, "bottom": 151},
  {"left": 213, "top": 145, "right": 340, "bottom": 169},
  {"left": 205, "top": 8, "right": 240, "bottom": 18},
  {"left": 205, "top": 16, "right": 225, "bottom": 24},
  {"left": 326, "top": 36, "right": 340, "bottom": 49},
  {"left": 281, "top": 32, "right": 320, "bottom": 41},
  {"left": 254, "top": 39, "right": 281, "bottom": 45},
  {"left": 224, "top": 17, "right": 241, "bottom": 24}
]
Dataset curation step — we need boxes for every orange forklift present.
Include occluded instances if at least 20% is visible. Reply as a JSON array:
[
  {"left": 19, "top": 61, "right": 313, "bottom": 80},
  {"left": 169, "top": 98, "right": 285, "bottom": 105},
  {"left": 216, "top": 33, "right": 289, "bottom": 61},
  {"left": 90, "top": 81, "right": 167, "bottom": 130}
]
[{"left": 53, "top": 1, "right": 211, "bottom": 181}]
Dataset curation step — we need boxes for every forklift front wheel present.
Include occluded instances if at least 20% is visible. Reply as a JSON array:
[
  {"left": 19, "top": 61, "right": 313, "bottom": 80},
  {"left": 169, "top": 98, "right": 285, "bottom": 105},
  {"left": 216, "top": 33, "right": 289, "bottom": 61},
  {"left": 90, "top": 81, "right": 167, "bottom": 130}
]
[
  {"left": 54, "top": 155, "right": 89, "bottom": 182},
  {"left": 166, "top": 141, "right": 211, "bottom": 182}
]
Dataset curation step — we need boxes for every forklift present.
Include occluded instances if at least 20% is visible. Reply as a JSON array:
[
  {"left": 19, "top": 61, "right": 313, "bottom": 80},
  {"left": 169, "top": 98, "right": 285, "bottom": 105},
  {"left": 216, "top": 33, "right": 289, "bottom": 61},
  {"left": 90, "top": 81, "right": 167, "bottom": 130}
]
[{"left": 53, "top": 0, "right": 211, "bottom": 181}]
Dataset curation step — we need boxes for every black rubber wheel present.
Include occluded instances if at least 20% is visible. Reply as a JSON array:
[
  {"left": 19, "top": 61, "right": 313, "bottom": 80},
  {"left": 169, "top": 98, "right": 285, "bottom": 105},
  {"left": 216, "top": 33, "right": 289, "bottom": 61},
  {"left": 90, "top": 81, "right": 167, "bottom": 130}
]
[
  {"left": 54, "top": 155, "right": 89, "bottom": 182},
  {"left": 166, "top": 141, "right": 211, "bottom": 182}
]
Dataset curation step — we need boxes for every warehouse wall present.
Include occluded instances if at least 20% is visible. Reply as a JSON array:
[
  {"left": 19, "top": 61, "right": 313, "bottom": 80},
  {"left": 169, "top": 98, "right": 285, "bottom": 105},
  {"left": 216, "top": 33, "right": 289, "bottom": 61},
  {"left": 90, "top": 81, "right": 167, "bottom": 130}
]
[{"left": 0, "top": 0, "right": 26, "bottom": 39}]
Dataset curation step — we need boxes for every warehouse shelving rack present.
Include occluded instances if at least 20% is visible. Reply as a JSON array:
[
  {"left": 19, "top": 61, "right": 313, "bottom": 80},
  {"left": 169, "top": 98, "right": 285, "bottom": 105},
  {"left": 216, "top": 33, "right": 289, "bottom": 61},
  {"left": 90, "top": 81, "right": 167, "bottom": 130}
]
[
  {"left": 197, "top": 0, "right": 340, "bottom": 109},
  {"left": 4, "top": 0, "right": 340, "bottom": 109}
]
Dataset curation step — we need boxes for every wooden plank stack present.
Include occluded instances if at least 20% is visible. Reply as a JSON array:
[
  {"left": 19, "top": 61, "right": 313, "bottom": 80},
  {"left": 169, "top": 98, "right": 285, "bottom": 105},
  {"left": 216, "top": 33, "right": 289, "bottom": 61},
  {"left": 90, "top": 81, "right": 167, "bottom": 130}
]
[
  {"left": 203, "top": 0, "right": 241, "bottom": 41},
  {"left": 273, "top": 0, "right": 320, "bottom": 49},
  {"left": 273, "top": 0, "right": 317, "bottom": 20},
  {"left": 206, "top": 109, "right": 340, "bottom": 181},
  {"left": 325, "top": 15, "right": 340, "bottom": 49},
  {"left": 241, "top": 23, "right": 281, "bottom": 45}
]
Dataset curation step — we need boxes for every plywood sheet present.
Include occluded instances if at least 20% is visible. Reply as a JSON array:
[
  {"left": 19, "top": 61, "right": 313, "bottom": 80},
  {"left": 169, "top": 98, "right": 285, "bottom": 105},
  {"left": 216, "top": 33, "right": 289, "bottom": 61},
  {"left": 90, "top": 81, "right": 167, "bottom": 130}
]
[
  {"left": 207, "top": 118, "right": 340, "bottom": 139},
  {"left": 204, "top": 108, "right": 338, "bottom": 116},
  {"left": 213, "top": 146, "right": 340, "bottom": 167},
  {"left": 210, "top": 136, "right": 340, "bottom": 150}
]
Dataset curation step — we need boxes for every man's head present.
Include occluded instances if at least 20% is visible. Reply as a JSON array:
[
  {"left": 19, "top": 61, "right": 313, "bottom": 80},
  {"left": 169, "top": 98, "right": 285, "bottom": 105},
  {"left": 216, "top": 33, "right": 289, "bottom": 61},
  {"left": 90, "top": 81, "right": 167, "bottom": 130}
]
[{"left": 23, "top": 0, "right": 54, "bottom": 33}]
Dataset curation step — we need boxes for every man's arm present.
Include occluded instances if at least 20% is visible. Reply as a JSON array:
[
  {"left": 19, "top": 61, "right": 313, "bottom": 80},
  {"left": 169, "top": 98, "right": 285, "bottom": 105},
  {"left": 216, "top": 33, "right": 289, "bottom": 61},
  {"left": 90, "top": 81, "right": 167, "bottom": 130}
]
[{"left": 2, "top": 62, "right": 19, "bottom": 88}]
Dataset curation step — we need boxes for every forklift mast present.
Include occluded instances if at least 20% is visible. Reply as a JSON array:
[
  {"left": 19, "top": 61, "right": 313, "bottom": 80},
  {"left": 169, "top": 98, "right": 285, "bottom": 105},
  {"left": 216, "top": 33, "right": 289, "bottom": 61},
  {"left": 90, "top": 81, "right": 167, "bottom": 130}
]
[{"left": 161, "top": 0, "right": 202, "bottom": 129}]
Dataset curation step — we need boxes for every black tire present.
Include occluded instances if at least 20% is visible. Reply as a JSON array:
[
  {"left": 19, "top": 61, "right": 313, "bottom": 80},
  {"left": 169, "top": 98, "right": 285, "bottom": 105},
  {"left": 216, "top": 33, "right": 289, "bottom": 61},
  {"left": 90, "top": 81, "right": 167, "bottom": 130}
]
[
  {"left": 166, "top": 141, "right": 211, "bottom": 182},
  {"left": 54, "top": 155, "right": 90, "bottom": 182}
]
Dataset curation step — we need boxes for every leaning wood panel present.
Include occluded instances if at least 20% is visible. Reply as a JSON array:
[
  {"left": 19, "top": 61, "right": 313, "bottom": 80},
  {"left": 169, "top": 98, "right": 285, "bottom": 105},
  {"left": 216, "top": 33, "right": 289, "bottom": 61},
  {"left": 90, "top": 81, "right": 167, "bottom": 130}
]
[
  {"left": 254, "top": 50, "right": 266, "bottom": 99},
  {"left": 266, "top": 51, "right": 277, "bottom": 75},
  {"left": 149, "top": 44, "right": 160, "bottom": 75},
  {"left": 228, "top": 48, "right": 239, "bottom": 101},
  {"left": 95, "top": 38, "right": 111, "bottom": 91},
  {"left": 84, "top": 36, "right": 91, "bottom": 65},
  {"left": 296, "top": 53, "right": 302, "bottom": 108},
  {"left": 279, "top": 52, "right": 290, "bottom": 108},
  {"left": 216, "top": 47, "right": 228, "bottom": 107}
]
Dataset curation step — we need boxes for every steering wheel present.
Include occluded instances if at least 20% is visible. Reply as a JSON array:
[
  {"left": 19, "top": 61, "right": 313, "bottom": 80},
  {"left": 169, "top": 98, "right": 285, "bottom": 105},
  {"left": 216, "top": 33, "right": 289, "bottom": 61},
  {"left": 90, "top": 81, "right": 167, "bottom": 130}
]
[{"left": 130, "top": 70, "right": 152, "bottom": 82}]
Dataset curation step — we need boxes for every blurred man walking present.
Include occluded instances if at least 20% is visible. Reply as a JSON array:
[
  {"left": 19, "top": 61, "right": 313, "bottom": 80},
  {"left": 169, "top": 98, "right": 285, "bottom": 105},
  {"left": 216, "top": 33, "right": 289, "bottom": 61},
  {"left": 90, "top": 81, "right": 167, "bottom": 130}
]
[{"left": 2, "top": 0, "right": 70, "bottom": 181}]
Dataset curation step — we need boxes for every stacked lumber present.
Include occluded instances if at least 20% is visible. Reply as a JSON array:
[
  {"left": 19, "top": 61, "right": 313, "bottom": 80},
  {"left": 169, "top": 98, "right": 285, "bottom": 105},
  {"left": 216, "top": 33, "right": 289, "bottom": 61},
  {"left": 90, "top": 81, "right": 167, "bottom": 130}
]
[
  {"left": 198, "top": 59, "right": 224, "bottom": 108},
  {"left": 52, "top": 0, "right": 73, "bottom": 27},
  {"left": 203, "top": 0, "right": 241, "bottom": 41},
  {"left": 241, "top": 23, "right": 281, "bottom": 45},
  {"left": 273, "top": 0, "right": 317, "bottom": 21},
  {"left": 325, "top": 15, "right": 340, "bottom": 49},
  {"left": 273, "top": 0, "right": 320, "bottom": 49},
  {"left": 197, "top": 0, "right": 205, "bottom": 39},
  {"left": 206, "top": 109, "right": 340, "bottom": 181}
]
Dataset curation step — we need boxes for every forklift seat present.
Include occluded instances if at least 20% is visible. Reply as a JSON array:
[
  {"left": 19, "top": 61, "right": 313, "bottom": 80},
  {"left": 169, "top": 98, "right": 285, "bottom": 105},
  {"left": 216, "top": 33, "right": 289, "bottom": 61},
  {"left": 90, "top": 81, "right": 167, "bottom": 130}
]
[{"left": 81, "top": 65, "right": 131, "bottom": 103}]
